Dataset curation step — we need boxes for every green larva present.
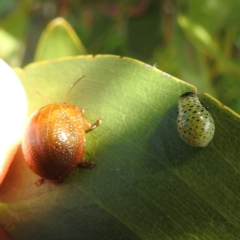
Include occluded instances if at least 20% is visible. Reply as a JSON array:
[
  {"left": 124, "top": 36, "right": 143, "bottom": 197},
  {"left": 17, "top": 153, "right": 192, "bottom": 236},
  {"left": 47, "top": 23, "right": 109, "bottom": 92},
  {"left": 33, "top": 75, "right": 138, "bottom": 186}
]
[{"left": 177, "top": 92, "right": 215, "bottom": 147}]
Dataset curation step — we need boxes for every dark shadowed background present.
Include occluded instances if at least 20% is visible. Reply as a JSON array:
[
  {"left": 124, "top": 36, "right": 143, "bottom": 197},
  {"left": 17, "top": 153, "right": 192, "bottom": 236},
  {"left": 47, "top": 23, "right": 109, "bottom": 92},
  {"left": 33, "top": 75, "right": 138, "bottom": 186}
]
[{"left": 1, "top": 0, "right": 240, "bottom": 113}]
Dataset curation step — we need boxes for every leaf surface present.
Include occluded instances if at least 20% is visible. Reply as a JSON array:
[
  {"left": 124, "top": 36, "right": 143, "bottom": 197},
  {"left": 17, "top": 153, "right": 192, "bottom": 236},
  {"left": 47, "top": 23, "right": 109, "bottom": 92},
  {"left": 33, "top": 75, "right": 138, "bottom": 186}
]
[
  {"left": 34, "top": 18, "right": 86, "bottom": 61},
  {"left": 0, "top": 55, "right": 240, "bottom": 240}
]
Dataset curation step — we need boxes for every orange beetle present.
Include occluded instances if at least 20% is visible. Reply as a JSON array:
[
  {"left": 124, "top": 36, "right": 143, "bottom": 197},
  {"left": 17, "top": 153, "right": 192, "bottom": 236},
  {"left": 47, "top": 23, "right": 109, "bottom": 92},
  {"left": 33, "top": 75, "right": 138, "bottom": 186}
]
[{"left": 22, "top": 76, "right": 102, "bottom": 182}]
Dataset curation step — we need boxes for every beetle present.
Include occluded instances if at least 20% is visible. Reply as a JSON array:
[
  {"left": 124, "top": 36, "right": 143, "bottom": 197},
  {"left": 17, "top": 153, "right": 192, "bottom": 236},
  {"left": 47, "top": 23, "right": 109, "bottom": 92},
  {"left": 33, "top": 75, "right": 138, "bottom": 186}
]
[{"left": 22, "top": 75, "right": 102, "bottom": 183}]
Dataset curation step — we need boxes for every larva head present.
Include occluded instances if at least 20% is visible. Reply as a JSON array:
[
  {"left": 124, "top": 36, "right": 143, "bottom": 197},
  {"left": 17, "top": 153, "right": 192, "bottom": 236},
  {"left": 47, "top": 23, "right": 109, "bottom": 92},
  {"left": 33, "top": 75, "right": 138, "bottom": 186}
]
[{"left": 177, "top": 92, "right": 215, "bottom": 147}]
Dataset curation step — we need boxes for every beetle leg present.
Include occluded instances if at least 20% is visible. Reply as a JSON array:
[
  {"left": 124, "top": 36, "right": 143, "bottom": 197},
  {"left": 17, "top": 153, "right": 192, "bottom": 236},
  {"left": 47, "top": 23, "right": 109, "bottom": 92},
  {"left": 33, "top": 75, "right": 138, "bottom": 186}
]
[
  {"left": 84, "top": 117, "right": 102, "bottom": 133},
  {"left": 80, "top": 108, "right": 85, "bottom": 114},
  {"left": 35, "top": 178, "right": 45, "bottom": 186},
  {"left": 78, "top": 161, "right": 95, "bottom": 168}
]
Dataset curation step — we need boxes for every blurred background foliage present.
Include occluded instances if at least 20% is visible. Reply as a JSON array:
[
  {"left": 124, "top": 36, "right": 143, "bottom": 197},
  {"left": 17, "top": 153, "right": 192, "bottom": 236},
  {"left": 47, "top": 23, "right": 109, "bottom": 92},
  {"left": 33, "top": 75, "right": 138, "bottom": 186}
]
[{"left": 1, "top": 0, "right": 240, "bottom": 113}]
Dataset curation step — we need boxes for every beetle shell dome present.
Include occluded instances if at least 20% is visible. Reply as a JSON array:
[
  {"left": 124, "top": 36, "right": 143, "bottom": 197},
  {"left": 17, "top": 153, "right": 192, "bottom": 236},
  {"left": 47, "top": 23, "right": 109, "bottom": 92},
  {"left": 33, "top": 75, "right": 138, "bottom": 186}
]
[{"left": 22, "top": 104, "right": 86, "bottom": 181}]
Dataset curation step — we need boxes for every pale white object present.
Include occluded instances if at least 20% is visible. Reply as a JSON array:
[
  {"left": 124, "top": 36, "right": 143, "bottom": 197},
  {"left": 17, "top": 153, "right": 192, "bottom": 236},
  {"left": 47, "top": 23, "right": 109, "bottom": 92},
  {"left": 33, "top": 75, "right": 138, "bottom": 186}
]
[{"left": 0, "top": 59, "right": 27, "bottom": 184}]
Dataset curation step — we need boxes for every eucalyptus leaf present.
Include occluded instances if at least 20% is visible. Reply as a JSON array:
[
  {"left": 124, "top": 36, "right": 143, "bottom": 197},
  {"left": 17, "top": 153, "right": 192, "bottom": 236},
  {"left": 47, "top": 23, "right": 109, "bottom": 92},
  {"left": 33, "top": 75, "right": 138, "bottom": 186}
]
[
  {"left": 34, "top": 17, "right": 87, "bottom": 62},
  {"left": 0, "top": 55, "right": 240, "bottom": 240},
  {"left": 178, "top": 15, "right": 240, "bottom": 77}
]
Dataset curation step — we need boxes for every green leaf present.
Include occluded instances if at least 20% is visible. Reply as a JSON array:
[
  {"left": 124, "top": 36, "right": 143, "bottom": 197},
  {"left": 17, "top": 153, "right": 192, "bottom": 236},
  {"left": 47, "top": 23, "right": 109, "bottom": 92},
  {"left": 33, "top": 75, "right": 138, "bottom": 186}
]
[
  {"left": 178, "top": 15, "right": 240, "bottom": 77},
  {"left": 1, "top": 55, "right": 240, "bottom": 239},
  {"left": 34, "top": 17, "right": 87, "bottom": 62},
  {"left": 0, "top": 0, "right": 30, "bottom": 66},
  {"left": 188, "top": 0, "right": 232, "bottom": 35}
]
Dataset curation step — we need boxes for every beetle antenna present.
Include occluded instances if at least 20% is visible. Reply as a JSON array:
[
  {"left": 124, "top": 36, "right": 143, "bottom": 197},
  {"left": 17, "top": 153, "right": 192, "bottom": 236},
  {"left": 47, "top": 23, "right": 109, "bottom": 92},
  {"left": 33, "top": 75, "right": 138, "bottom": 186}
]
[
  {"left": 32, "top": 87, "right": 52, "bottom": 104},
  {"left": 62, "top": 75, "right": 86, "bottom": 103}
]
